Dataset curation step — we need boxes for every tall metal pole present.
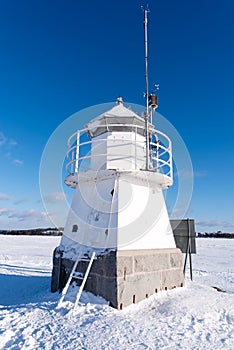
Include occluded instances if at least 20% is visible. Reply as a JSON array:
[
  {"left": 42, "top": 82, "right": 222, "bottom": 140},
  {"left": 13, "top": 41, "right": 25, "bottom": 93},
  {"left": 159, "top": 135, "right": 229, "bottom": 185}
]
[{"left": 144, "top": 8, "right": 150, "bottom": 171}]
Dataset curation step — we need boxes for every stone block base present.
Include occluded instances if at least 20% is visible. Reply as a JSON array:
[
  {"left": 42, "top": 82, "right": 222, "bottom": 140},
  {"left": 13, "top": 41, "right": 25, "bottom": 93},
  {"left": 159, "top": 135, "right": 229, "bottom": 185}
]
[{"left": 51, "top": 248, "right": 184, "bottom": 309}]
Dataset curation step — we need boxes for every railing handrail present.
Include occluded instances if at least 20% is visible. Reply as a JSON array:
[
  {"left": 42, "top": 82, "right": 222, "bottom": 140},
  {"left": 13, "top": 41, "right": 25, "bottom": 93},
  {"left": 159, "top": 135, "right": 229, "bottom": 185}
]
[
  {"left": 65, "top": 122, "right": 173, "bottom": 179},
  {"left": 67, "top": 123, "right": 171, "bottom": 147}
]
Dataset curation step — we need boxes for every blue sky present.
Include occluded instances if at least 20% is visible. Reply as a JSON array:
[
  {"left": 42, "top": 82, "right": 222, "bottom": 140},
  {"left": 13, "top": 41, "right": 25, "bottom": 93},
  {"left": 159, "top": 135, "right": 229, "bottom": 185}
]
[{"left": 0, "top": 0, "right": 234, "bottom": 232}]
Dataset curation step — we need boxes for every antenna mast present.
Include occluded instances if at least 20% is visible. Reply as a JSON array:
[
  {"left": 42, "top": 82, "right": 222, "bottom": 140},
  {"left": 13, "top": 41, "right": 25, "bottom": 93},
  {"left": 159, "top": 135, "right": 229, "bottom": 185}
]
[
  {"left": 143, "top": 7, "right": 150, "bottom": 170},
  {"left": 143, "top": 8, "right": 159, "bottom": 171},
  {"left": 144, "top": 8, "right": 150, "bottom": 117}
]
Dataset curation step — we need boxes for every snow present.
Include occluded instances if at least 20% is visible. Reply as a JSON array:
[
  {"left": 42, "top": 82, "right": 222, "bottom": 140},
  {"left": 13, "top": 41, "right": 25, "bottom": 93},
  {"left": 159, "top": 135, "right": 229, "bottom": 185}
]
[{"left": 0, "top": 236, "right": 234, "bottom": 349}]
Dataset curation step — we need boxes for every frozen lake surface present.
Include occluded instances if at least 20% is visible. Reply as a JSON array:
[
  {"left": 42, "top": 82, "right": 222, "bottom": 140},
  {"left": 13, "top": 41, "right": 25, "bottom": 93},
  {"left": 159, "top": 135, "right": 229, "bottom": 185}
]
[{"left": 0, "top": 235, "right": 233, "bottom": 349}]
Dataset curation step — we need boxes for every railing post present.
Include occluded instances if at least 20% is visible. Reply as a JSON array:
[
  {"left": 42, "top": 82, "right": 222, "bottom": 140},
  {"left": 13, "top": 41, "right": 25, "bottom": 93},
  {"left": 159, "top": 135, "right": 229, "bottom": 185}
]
[
  {"left": 169, "top": 141, "right": 173, "bottom": 179},
  {"left": 71, "top": 150, "right": 75, "bottom": 174},
  {"left": 135, "top": 126, "right": 137, "bottom": 169},
  {"left": 156, "top": 135, "right": 159, "bottom": 173},
  {"left": 75, "top": 131, "right": 80, "bottom": 173}
]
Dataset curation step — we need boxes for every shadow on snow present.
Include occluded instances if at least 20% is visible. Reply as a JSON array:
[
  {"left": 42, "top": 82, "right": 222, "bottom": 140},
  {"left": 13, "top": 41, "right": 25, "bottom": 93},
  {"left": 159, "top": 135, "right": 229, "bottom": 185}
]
[{"left": 0, "top": 273, "right": 54, "bottom": 307}]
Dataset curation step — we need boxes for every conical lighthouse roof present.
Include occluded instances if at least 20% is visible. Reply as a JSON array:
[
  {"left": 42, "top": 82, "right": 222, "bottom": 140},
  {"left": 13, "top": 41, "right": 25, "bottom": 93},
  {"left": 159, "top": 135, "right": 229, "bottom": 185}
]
[{"left": 85, "top": 100, "right": 151, "bottom": 138}]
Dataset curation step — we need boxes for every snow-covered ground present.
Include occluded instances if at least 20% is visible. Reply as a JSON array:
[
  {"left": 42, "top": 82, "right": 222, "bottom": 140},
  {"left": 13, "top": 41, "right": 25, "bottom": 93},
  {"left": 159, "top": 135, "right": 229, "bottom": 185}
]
[{"left": 0, "top": 236, "right": 233, "bottom": 350}]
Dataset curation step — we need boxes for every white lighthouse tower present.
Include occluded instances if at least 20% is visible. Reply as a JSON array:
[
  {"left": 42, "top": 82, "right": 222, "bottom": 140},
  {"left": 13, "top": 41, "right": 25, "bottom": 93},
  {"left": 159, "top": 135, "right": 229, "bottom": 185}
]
[{"left": 51, "top": 10, "right": 184, "bottom": 309}]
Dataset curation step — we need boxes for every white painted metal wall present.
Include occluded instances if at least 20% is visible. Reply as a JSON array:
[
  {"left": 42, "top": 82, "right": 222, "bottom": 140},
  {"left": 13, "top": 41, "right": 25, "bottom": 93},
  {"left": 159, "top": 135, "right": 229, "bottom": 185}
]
[
  {"left": 61, "top": 172, "right": 175, "bottom": 251},
  {"left": 90, "top": 131, "right": 146, "bottom": 170},
  {"left": 117, "top": 178, "right": 175, "bottom": 250}
]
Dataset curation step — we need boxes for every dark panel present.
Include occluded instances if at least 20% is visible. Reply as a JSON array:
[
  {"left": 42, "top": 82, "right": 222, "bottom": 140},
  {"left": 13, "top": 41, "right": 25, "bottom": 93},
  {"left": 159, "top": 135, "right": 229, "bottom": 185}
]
[{"left": 170, "top": 219, "right": 196, "bottom": 254}]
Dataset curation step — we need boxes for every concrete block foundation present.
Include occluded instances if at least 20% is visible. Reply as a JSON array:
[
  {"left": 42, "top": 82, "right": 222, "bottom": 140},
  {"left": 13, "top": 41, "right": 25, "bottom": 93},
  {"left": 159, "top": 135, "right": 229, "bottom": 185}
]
[{"left": 51, "top": 248, "right": 184, "bottom": 309}]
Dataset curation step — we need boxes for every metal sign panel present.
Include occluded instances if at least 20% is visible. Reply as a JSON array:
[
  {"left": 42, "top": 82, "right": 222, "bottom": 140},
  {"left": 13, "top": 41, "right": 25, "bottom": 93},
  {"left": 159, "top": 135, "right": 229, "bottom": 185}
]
[{"left": 170, "top": 219, "right": 196, "bottom": 254}]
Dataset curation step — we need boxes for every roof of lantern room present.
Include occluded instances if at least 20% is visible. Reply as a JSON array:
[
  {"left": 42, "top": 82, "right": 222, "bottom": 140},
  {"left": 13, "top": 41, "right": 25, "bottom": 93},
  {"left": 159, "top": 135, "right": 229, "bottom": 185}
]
[{"left": 85, "top": 98, "right": 153, "bottom": 138}]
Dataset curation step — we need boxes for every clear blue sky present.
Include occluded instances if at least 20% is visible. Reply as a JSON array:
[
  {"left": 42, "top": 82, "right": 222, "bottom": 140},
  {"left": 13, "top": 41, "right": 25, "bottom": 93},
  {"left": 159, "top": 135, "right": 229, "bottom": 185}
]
[{"left": 0, "top": 0, "right": 234, "bottom": 232}]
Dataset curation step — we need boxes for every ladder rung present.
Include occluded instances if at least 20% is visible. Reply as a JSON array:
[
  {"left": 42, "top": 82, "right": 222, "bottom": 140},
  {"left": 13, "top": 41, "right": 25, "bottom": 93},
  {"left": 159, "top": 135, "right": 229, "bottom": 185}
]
[
  {"left": 72, "top": 272, "right": 84, "bottom": 280},
  {"left": 80, "top": 257, "right": 97, "bottom": 261}
]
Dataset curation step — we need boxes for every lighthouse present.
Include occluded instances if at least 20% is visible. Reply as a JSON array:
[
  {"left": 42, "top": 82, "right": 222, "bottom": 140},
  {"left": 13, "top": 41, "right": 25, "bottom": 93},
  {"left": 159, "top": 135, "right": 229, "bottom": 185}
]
[{"left": 51, "top": 10, "right": 184, "bottom": 309}]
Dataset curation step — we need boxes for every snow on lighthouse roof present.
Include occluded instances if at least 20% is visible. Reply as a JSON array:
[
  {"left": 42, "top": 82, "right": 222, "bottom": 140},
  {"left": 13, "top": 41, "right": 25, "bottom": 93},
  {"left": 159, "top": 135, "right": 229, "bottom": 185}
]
[{"left": 85, "top": 97, "right": 152, "bottom": 138}]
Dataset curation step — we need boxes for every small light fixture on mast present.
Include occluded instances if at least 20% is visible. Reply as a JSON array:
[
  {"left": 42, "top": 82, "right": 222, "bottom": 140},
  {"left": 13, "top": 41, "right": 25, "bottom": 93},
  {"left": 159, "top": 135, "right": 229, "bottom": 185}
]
[{"left": 149, "top": 93, "right": 158, "bottom": 110}]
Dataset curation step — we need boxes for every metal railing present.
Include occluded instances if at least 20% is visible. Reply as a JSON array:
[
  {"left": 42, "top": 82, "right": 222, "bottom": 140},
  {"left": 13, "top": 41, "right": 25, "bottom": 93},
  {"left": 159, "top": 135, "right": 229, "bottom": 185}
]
[{"left": 65, "top": 123, "right": 173, "bottom": 179}]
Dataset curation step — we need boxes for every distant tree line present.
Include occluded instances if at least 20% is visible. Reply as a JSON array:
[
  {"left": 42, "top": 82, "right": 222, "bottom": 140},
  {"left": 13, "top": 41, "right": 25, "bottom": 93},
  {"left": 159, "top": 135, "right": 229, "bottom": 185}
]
[
  {"left": 197, "top": 232, "right": 234, "bottom": 239},
  {"left": 1, "top": 228, "right": 233, "bottom": 238},
  {"left": 0, "top": 228, "right": 63, "bottom": 236}
]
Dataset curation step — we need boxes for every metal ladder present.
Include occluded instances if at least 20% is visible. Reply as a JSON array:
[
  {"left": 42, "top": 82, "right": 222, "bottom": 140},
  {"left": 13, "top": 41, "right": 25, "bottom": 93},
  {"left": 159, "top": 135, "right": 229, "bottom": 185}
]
[{"left": 57, "top": 251, "right": 96, "bottom": 310}]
